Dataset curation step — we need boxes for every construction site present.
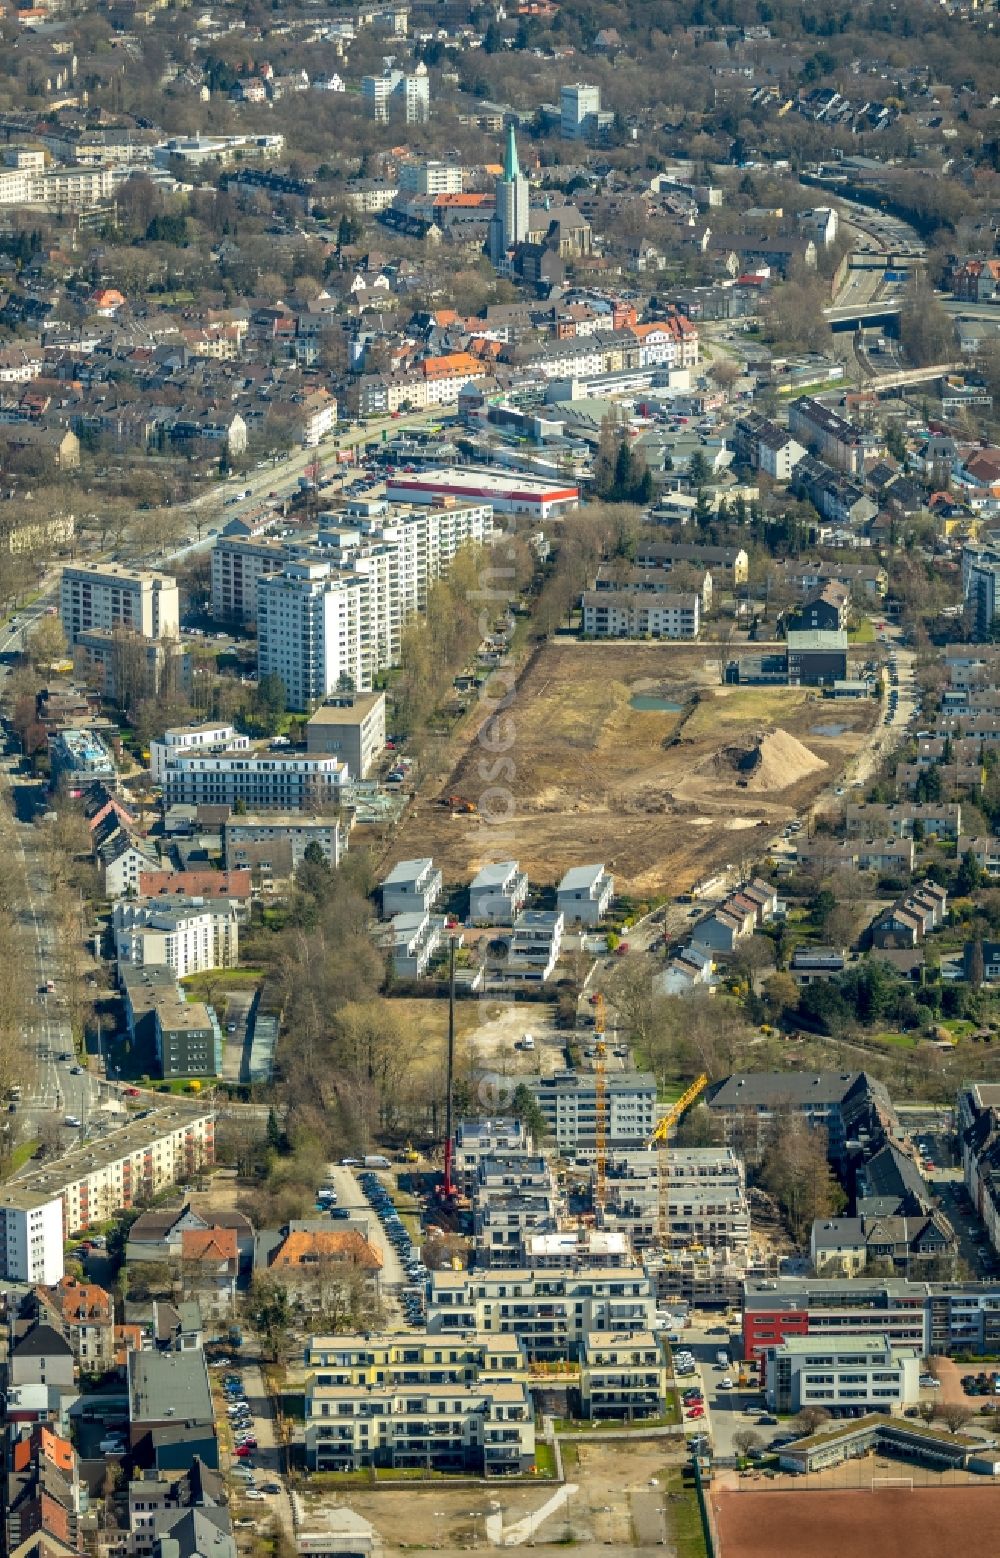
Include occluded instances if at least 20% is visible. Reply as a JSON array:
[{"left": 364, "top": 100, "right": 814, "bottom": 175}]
[{"left": 389, "top": 641, "right": 876, "bottom": 897}]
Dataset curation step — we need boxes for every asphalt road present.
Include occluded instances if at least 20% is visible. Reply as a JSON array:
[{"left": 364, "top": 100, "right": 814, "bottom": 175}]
[{"left": 0, "top": 606, "right": 102, "bottom": 1145}]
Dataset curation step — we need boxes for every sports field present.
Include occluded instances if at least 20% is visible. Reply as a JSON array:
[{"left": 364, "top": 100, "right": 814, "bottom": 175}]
[{"left": 715, "top": 1485, "right": 1000, "bottom": 1558}]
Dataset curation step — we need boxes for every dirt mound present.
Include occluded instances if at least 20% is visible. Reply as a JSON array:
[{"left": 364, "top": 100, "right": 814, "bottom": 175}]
[{"left": 698, "top": 726, "right": 827, "bottom": 792}]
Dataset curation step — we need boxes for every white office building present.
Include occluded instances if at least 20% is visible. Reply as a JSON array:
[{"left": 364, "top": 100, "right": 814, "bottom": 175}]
[
  {"left": 60, "top": 563, "right": 179, "bottom": 646},
  {"left": 764, "top": 1335, "right": 921, "bottom": 1415},
  {"left": 0, "top": 1188, "right": 65, "bottom": 1286},
  {"left": 257, "top": 562, "right": 365, "bottom": 711}
]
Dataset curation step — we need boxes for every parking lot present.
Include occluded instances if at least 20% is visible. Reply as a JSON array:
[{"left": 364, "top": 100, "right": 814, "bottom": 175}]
[
  {"left": 217, "top": 1356, "right": 294, "bottom": 1532},
  {"left": 325, "top": 1164, "right": 427, "bottom": 1326}
]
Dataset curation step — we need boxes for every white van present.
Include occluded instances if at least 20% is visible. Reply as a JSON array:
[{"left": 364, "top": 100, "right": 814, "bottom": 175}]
[{"left": 520, "top": 1033, "right": 535, "bottom": 1051}]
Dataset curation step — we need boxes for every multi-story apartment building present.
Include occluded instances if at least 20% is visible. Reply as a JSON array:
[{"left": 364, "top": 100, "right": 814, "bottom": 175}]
[
  {"left": 559, "top": 82, "right": 613, "bottom": 141},
  {"left": 388, "top": 909, "right": 443, "bottom": 978},
  {"left": 453, "top": 1119, "right": 533, "bottom": 1193},
  {"left": 361, "top": 65, "right": 429, "bottom": 123},
  {"left": 0, "top": 1187, "right": 65, "bottom": 1285},
  {"left": 528, "top": 1072, "right": 657, "bottom": 1158},
  {"left": 706, "top": 1071, "right": 896, "bottom": 1164},
  {"left": 223, "top": 813, "right": 342, "bottom": 872},
  {"left": 257, "top": 562, "right": 366, "bottom": 710},
  {"left": 49, "top": 728, "right": 117, "bottom": 789},
  {"left": 580, "top": 589, "right": 701, "bottom": 640},
  {"left": 304, "top": 1377, "right": 534, "bottom": 1474},
  {"left": 506, "top": 909, "right": 563, "bottom": 983},
  {"left": 210, "top": 535, "right": 287, "bottom": 625},
  {"left": 160, "top": 748, "right": 349, "bottom": 811},
  {"left": 427, "top": 1267, "right": 658, "bottom": 1359},
  {"left": 380, "top": 857, "right": 443, "bottom": 917},
  {"left": 12, "top": 1104, "right": 214, "bottom": 1236},
  {"left": 959, "top": 1082, "right": 1000, "bottom": 1254},
  {"left": 787, "top": 396, "right": 881, "bottom": 477},
  {"left": 154, "top": 991, "right": 221, "bottom": 1079},
  {"left": 112, "top": 897, "right": 239, "bottom": 977},
  {"left": 313, "top": 502, "right": 495, "bottom": 683},
  {"left": 398, "top": 159, "right": 463, "bottom": 195},
  {"left": 469, "top": 860, "right": 529, "bottom": 924},
  {"left": 60, "top": 563, "right": 179, "bottom": 646},
  {"left": 473, "top": 1155, "right": 559, "bottom": 1268},
  {"left": 36, "top": 1276, "right": 116, "bottom": 1371},
  {"left": 305, "top": 1332, "right": 527, "bottom": 1384},
  {"left": 304, "top": 1332, "right": 531, "bottom": 1474},
  {"left": 579, "top": 1331, "right": 670, "bottom": 1420},
  {"left": 150, "top": 721, "right": 249, "bottom": 782},
  {"left": 557, "top": 863, "right": 614, "bottom": 927}
]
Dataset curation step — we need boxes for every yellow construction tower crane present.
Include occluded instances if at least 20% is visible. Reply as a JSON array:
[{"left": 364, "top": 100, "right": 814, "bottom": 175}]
[
  {"left": 646, "top": 1073, "right": 710, "bottom": 1249},
  {"left": 593, "top": 992, "right": 607, "bottom": 1222}
]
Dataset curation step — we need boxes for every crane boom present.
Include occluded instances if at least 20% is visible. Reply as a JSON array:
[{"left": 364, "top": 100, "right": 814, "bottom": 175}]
[
  {"left": 647, "top": 1073, "right": 710, "bottom": 1253},
  {"left": 646, "top": 1073, "right": 710, "bottom": 1149}
]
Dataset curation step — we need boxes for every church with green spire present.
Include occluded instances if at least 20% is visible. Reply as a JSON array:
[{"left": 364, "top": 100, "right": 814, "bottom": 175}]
[{"left": 488, "top": 124, "right": 529, "bottom": 269}]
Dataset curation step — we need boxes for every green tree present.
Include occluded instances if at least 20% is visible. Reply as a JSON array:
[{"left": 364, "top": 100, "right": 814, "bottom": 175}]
[
  {"left": 509, "top": 1082, "right": 547, "bottom": 1144},
  {"left": 256, "top": 673, "right": 287, "bottom": 734},
  {"left": 957, "top": 850, "right": 984, "bottom": 896},
  {"left": 247, "top": 1275, "right": 294, "bottom": 1363},
  {"left": 688, "top": 450, "right": 709, "bottom": 486}
]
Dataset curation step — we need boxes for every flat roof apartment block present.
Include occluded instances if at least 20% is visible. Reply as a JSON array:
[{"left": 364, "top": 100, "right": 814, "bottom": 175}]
[
  {"left": 12, "top": 1103, "right": 215, "bottom": 1236},
  {"left": 381, "top": 856, "right": 443, "bottom": 917},
  {"left": 557, "top": 863, "right": 614, "bottom": 926},
  {"left": 60, "top": 562, "right": 179, "bottom": 646},
  {"left": 161, "top": 750, "right": 348, "bottom": 811},
  {"left": 470, "top": 860, "right": 529, "bottom": 924},
  {"left": 223, "top": 813, "right": 341, "bottom": 871},
  {"left": 528, "top": 1071, "right": 657, "bottom": 1157}
]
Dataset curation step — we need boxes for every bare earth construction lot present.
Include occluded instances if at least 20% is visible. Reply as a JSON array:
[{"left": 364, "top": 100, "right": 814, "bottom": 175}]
[{"left": 391, "top": 642, "right": 876, "bottom": 897}]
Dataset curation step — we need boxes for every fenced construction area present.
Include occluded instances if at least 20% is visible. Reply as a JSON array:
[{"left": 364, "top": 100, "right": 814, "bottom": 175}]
[{"left": 714, "top": 1484, "right": 1000, "bottom": 1558}]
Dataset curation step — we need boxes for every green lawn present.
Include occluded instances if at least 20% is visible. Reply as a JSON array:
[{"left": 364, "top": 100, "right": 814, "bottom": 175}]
[
  {"left": 553, "top": 1408, "right": 678, "bottom": 1433},
  {"left": 941, "top": 1019, "right": 977, "bottom": 1038},
  {"left": 3, "top": 1139, "right": 39, "bottom": 1177},
  {"left": 872, "top": 1030, "right": 920, "bottom": 1050},
  {"left": 180, "top": 969, "right": 264, "bottom": 997},
  {"left": 534, "top": 1442, "right": 557, "bottom": 1477},
  {"left": 849, "top": 618, "right": 875, "bottom": 644},
  {"left": 659, "top": 1467, "right": 710, "bottom": 1558}
]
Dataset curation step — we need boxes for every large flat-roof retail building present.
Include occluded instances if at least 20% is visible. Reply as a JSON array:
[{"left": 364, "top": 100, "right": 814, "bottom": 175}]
[{"left": 386, "top": 467, "right": 579, "bottom": 520}]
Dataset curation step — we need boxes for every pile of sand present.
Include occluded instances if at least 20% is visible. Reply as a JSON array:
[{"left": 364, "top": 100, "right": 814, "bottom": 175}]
[{"left": 697, "top": 726, "right": 827, "bottom": 792}]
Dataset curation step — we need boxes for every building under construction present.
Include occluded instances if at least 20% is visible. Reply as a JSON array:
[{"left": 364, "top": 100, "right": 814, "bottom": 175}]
[{"left": 599, "top": 1146, "right": 751, "bottom": 1307}]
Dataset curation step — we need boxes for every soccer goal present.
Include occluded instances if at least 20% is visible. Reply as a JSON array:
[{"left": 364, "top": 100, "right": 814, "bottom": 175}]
[{"left": 871, "top": 1476, "right": 914, "bottom": 1491}]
